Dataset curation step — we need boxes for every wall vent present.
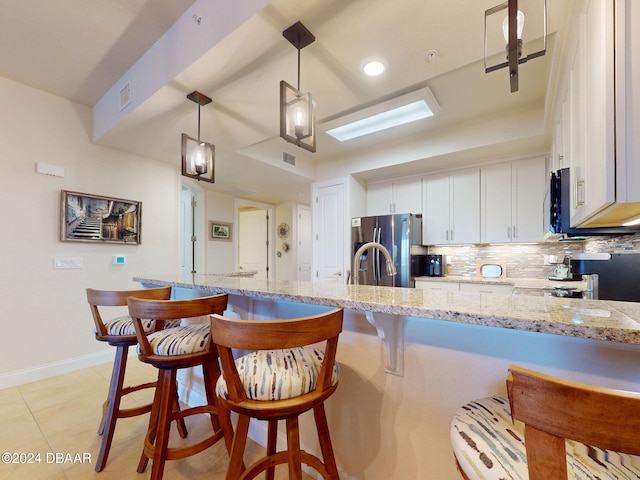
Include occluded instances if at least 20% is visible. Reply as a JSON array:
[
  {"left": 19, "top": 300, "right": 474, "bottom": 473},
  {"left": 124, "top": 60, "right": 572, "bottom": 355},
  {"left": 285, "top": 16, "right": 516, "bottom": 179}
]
[
  {"left": 119, "top": 81, "right": 132, "bottom": 111},
  {"left": 283, "top": 152, "right": 296, "bottom": 166}
]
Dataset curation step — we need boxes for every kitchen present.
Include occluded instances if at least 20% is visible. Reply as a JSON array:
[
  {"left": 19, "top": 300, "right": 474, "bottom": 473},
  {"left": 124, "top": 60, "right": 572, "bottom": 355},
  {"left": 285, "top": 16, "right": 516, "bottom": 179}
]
[{"left": 3, "top": 0, "right": 640, "bottom": 479}]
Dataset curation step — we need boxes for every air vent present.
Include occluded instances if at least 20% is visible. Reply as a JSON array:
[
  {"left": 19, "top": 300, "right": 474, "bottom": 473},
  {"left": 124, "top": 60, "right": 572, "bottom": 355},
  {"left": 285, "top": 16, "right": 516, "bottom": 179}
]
[
  {"left": 119, "top": 80, "right": 132, "bottom": 110},
  {"left": 283, "top": 152, "right": 296, "bottom": 166}
]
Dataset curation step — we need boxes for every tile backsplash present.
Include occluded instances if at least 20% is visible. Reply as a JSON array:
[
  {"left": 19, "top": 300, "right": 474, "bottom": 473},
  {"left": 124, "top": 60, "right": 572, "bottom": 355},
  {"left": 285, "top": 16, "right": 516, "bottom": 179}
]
[{"left": 429, "top": 234, "right": 640, "bottom": 279}]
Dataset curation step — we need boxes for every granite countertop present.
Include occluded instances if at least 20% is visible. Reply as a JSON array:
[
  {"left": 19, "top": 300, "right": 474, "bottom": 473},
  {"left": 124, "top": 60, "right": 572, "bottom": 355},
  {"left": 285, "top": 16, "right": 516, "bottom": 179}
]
[{"left": 134, "top": 274, "right": 640, "bottom": 345}]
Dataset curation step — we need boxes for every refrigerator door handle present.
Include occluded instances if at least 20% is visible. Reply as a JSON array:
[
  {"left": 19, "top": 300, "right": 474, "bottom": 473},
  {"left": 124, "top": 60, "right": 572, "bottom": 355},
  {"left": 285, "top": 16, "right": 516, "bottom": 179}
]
[{"left": 375, "top": 226, "right": 382, "bottom": 281}]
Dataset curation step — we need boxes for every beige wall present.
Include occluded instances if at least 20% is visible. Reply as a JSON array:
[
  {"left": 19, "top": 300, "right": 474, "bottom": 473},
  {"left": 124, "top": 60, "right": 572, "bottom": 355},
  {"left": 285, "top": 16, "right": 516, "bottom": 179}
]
[{"left": 0, "top": 77, "right": 182, "bottom": 386}]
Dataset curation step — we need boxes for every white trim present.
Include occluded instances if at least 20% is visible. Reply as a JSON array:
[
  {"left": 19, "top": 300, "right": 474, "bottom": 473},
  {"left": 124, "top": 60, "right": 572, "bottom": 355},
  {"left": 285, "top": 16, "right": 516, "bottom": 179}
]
[{"left": 0, "top": 350, "right": 114, "bottom": 390}]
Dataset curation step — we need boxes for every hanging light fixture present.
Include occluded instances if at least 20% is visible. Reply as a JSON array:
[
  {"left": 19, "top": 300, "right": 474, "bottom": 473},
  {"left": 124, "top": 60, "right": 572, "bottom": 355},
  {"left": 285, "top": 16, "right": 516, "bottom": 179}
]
[
  {"left": 181, "top": 91, "right": 215, "bottom": 183},
  {"left": 484, "top": 0, "right": 547, "bottom": 93},
  {"left": 280, "top": 21, "right": 316, "bottom": 153}
]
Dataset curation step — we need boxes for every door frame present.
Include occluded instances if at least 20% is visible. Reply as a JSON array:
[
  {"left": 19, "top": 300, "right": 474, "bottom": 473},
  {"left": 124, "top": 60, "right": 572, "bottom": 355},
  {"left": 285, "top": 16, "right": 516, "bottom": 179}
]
[
  {"left": 234, "top": 199, "right": 274, "bottom": 279},
  {"left": 181, "top": 180, "right": 206, "bottom": 275}
]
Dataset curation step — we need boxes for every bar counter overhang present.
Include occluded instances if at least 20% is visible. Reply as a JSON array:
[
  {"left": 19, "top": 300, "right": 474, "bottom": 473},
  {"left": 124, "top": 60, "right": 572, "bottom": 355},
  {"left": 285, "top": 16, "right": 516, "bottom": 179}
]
[{"left": 134, "top": 273, "right": 640, "bottom": 479}]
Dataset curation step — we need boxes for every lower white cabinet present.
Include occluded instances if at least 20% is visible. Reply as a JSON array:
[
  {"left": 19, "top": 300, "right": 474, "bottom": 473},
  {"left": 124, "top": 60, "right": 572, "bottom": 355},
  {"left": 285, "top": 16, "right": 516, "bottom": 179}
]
[
  {"left": 415, "top": 279, "right": 514, "bottom": 294},
  {"left": 459, "top": 283, "right": 514, "bottom": 294},
  {"left": 414, "top": 279, "right": 460, "bottom": 292}
]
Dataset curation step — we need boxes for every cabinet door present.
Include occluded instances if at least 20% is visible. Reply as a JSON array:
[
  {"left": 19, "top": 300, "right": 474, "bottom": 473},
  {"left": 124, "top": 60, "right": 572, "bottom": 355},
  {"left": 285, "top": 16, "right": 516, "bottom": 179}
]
[
  {"left": 366, "top": 181, "right": 393, "bottom": 216},
  {"left": 512, "top": 158, "right": 545, "bottom": 242},
  {"left": 393, "top": 177, "right": 422, "bottom": 215},
  {"left": 415, "top": 279, "right": 460, "bottom": 292},
  {"left": 459, "top": 283, "right": 513, "bottom": 294},
  {"left": 451, "top": 169, "right": 480, "bottom": 243},
  {"left": 423, "top": 174, "right": 451, "bottom": 244},
  {"left": 481, "top": 163, "right": 512, "bottom": 243},
  {"left": 571, "top": 0, "right": 616, "bottom": 226}
]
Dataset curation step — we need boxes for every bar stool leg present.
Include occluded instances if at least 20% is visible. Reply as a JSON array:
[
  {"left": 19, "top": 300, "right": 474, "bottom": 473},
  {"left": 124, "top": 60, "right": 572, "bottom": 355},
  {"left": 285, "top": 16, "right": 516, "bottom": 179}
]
[
  {"left": 226, "top": 414, "right": 251, "bottom": 480},
  {"left": 266, "top": 420, "right": 278, "bottom": 480},
  {"left": 95, "top": 344, "right": 128, "bottom": 472},
  {"left": 149, "top": 368, "right": 176, "bottom": 480},
  {"left": 314, "top": 404, "right": 339, "bottom": 478},
  {"left": 286, "top": 417, "right": 303, "bottom": 480}
]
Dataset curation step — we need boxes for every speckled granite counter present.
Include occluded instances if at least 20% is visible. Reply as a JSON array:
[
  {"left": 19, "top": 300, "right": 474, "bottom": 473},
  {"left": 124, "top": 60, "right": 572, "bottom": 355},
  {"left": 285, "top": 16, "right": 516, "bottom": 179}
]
[{"left": 134, "top": 273, "right": 640, "bottom": 345}]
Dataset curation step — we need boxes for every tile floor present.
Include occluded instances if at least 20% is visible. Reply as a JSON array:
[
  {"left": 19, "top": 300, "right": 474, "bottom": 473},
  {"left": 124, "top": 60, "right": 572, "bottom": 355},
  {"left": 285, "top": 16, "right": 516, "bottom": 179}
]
[{"left": 0, "top": 358, "right": 312, "bottom": 480}]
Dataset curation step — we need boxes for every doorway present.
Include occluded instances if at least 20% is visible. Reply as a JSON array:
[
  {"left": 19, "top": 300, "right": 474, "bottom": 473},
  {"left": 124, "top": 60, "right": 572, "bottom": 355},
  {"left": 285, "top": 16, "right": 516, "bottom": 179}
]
[
  {"left": 235, "top": 200, "right": 274, "bottom": 280},
  {"left": 181, "top": 184, "right": 205, "bottom": 275}
]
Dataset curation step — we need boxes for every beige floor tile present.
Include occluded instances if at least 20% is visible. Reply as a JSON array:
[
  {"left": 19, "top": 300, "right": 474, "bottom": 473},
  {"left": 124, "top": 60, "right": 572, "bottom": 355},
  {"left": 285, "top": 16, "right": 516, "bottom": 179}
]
[
  {"left": 0, "top": 387, "right": 30, "bottom": 421},
  {"left": 0, "top": 438, "right": 64, "bottom": 480},
  {"left": 0, "top": 411, "right": 45, "bottom": 452}
]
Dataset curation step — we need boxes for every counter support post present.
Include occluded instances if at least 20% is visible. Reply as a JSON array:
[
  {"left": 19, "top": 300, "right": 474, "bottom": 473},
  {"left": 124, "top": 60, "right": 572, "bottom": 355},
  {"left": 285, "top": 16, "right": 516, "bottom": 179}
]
[{"left": 365, "top": 312, "right": 404, "bottom": 376}]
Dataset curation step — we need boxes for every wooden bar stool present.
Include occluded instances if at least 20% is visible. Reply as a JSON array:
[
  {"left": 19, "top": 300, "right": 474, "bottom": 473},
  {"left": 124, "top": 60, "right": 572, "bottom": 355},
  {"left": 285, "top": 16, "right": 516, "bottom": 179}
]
[
  {"left": 87, "top": 286, "right": 186, "bottom": 472},
  {"left": 127, "top": 293, "right": 234, "bottom": 480},
  {"left": 210, "top": 307, "right": 344, "bottom": 480},
  {"left": 450, "top": 365, "right": 640, "bottom": 480}
]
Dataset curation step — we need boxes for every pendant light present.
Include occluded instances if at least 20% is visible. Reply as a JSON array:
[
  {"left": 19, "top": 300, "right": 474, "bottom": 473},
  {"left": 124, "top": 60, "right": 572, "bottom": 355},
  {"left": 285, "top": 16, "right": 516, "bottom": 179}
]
[
  {"left": 181, "top": 91, "right": 215, "bottom": 183},
  {"left": 280, "top": 21, "right": 316, "bottom": 153},
  {"left": 484, "top": 0, "right": 547, "bottom": 93}
]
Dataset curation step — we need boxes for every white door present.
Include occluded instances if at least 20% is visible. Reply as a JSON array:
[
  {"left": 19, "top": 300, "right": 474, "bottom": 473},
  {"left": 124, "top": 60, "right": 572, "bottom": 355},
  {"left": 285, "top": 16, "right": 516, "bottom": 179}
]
[
  {"left": 314, "top": 183, "right": 345, "bottom": 284},
  {"left": 238, "top": 209, "right": 268, "bottom": 280},
  {"left": 297, "top": 205, "right": 312, "bottom": 281}
]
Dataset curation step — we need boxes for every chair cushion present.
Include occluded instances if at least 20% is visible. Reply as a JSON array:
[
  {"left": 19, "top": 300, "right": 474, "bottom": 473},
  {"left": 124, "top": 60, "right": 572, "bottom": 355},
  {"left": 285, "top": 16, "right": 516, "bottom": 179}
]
[
  {"left": 450, "top": 395, "right": 640, "bottom": 480},
  {"left": 216, "top": 346, "right": 340, "bottom": 401},
  {"left": 103, "top": 315, "right": 180, "bottom": 336},
  {"left": 138, "top": 324, "right": 210, "bottom": 356}
]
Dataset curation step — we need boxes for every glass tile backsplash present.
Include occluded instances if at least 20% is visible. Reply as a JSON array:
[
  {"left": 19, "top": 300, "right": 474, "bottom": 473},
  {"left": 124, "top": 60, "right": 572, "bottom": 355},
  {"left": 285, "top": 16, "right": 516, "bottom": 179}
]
[{"left": 428, "top": 234, "right": 640, "bottom": 279}]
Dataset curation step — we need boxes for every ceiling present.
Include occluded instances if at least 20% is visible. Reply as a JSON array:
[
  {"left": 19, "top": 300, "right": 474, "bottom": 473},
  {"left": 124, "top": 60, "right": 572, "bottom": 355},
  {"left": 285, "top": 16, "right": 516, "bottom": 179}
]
[{"left": 0, "top": 0, "right": 573, "bottom": 205}]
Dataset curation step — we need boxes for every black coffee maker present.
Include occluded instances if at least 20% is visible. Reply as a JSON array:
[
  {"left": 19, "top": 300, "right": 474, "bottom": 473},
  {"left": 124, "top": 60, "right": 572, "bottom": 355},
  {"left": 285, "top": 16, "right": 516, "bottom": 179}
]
[{"left": 425, "top": 254, "right": 444, "bottom": 276}]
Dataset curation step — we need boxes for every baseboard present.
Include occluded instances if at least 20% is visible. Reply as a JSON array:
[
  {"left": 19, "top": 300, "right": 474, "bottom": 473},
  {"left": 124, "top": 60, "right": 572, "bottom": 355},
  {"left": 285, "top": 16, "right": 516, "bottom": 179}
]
[{"left": 0, "top": 350, "right": 114, "bottom": 390}]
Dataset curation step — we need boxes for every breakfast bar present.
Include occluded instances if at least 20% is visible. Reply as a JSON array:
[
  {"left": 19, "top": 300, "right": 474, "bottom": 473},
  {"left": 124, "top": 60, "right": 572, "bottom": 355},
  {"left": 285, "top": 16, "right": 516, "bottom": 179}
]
[{"left": 134, "top": 273, "right": 640, "bottom": 479}]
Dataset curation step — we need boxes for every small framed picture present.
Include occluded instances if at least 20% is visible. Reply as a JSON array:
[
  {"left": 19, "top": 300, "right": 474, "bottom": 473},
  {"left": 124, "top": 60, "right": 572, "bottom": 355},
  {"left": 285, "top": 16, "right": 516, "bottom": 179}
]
[{"left": 209, "top": 221, "right": 232, "bottom": 241}]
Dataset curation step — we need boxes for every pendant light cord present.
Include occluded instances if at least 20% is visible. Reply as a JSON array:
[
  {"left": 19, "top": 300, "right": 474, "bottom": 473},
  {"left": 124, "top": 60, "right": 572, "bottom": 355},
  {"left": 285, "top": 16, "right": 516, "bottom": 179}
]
[{"left": 297, "top": 48, "right": 301, "bottom": 90}]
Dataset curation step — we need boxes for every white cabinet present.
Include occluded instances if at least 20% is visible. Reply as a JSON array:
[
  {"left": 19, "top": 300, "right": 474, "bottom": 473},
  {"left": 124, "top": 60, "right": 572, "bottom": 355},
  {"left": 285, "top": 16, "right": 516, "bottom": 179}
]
[
  {"left": 568, "top": 0, "right": 615, "bottom": 226},
  {"left": 414, "top": 279, "right": 460, "bottom": 292},
  {"left": 481, "top": 158, "right": 545, "bottom": 243},
  {"left": 459, "top": 283, "right": 513, "bottom": 294},
  {"left": 423, "top": 169, "right": 480, "bottom": 245},
  {"left": 563, "top": 0, "right": 640, "bottom": 227},
  {"left": 366, "top": 177, "right": 422, "bottom": 216},
  {"left": 415, "top": 279, "right": 513, "bottom": 294}
]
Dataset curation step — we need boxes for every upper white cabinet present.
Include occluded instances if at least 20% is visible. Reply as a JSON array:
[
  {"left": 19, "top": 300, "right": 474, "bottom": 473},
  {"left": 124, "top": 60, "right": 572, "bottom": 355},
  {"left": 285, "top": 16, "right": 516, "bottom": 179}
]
[
  {"left": 481, "top": 158, "right": 546, "bottom": 243},
  {"left": 366, "top": 177, "right": 422, "bottom": 216},
  {"left": 423, "top": 169, "right": 480, "bottom": 245},
  {"left": 564, "top": 0, "right": 640, "bottom": 227}
]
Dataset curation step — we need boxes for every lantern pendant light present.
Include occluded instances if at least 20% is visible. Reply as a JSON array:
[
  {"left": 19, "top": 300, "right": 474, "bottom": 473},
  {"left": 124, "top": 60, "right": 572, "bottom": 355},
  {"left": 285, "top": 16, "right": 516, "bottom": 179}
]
[
  {"left": 280, "top": 21, "right": 316, "bottom": 153},
  {"left": 181, "top": 91, "right": 215, "bottom": 183}
]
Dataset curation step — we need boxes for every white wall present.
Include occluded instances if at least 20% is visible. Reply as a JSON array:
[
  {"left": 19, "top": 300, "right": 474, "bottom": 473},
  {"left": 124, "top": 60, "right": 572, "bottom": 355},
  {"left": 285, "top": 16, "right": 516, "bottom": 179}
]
[
  {"left": 0, "top": 77, "right": 181, "bottom": 387},
  {"left": 204, "top": 190, "right": 236, "bottom": 274}
]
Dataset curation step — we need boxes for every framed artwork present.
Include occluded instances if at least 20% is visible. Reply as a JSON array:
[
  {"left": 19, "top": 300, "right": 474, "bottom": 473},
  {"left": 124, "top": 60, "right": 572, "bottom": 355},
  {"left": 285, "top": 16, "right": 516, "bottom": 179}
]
[
  {"left": 60, "top": 190, "right": 142, "bottom": 244},
  {"left": 209, "top": 221, "right": 232, "bottom": 241}
]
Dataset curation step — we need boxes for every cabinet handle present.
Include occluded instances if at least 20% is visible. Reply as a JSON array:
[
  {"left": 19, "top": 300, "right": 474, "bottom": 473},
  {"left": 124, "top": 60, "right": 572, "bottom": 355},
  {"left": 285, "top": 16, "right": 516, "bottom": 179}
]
[
  {"left": 507, "top": 226, "right": 511, "bottom": 239},
  {"left": 513, "top": 226, "right": 517, "bottom": 238},
  {"left": 450, "top": 230, "right": 454, "bottom": 241},
  {"left": 446, "top": 230, "right": 449, "bottom": 241},
  {"left": 576, "top": 180, "right": 586, "bottom": 207}
]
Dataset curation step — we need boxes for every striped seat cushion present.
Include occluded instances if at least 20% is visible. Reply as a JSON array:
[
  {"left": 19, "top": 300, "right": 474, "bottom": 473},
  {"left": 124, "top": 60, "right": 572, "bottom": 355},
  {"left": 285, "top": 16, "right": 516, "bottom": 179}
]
[
  {"left": 450, "top": 395, "right": 640, "bottom": 480},
  {"left": 137, "top": 324, "right": 210, "bottom": 356},
  {"left": 103, "top": 315, "right": 180, "bottom": 336},
  {"left": 216, "top": 346, "right": 339, "bottom": 401}
]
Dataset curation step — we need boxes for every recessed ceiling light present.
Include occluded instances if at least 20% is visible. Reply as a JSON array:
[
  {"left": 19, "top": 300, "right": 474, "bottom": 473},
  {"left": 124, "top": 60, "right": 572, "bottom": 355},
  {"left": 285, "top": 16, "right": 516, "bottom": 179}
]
[
  {"left": 322, "top": 86, "right": 440, "bottom": 141},
  {"left": 362, "top": 57, "right": 387, "bottom": 77}
]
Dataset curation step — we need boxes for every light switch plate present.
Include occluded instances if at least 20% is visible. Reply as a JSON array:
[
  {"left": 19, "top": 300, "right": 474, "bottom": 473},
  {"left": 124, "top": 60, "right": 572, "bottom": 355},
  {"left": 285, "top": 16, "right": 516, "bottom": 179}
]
[{"left": 53, "top": 257, "right": 83, "bottom": 269}]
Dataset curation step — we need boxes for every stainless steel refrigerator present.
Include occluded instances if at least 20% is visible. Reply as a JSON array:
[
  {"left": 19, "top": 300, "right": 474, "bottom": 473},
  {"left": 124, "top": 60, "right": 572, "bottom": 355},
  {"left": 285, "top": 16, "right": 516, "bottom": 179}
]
[{"left": 351, "top": 213, "right": 425, "bottom": 287}]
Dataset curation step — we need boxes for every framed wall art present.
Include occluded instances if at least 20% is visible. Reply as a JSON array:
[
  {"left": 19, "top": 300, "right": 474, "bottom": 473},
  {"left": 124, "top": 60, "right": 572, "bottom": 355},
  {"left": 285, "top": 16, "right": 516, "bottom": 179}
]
[
  {"left": 209, "top": 221, "right": 232, "bottom": 241},
  {"left": 60, "top": 190, "right": 142, "bottom": 244}
]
